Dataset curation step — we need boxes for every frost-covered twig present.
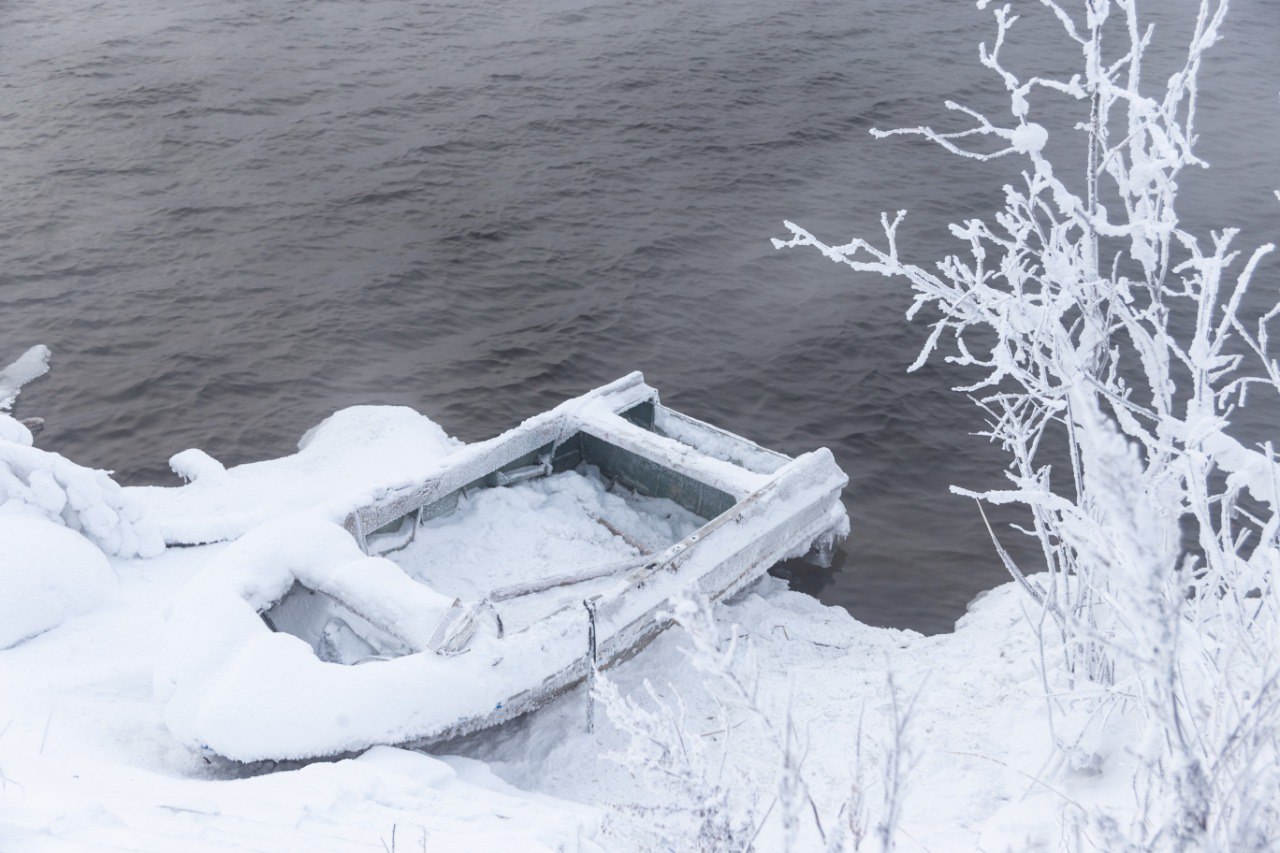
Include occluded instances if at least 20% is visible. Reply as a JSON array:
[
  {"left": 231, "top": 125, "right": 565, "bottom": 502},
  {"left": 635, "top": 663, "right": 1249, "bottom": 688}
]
[
  {"left": 874, "top": 671, "right": 920, "bottom": 853},
  {"left": 667, "top": 593, "right": 832, "bottom": 849},
  {"left": 593, "top": 673, "right": 753, "bottom": 849}
]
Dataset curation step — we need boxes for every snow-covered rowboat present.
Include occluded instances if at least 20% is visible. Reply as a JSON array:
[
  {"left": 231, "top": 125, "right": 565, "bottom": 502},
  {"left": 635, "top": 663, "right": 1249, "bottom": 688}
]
[{"left": 156, "top": 374, "right": 848, "bottom": 761}]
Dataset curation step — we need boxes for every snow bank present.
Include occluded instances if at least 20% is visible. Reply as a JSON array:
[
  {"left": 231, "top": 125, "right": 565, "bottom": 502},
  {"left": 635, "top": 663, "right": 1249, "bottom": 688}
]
[
  {"left": 129, "top": 405, "right": 462, "bottom": 545},
  {"left": 0, "top": 510, "right": 116, "bottom": 649},
  {"left": 0, "top": 378, "right": 1097, "bottom": 849},
  {"left": 0, "top": 746, "right": 599, "bottom": 852},
  {"left": 0, "top": 438, "right": 1084, "bottom": 850},
  {"left": 0, "top": 541, "right": 599, "bottom": 851},
  {"left": 2, "top": 507, "right": 1064, "bottom": 852},
  {"left": 1, "top": 747, "right": 599, "bottom": 852},
  {"left": 479, "top": 575, "right": 1070, "bottom": 850}
]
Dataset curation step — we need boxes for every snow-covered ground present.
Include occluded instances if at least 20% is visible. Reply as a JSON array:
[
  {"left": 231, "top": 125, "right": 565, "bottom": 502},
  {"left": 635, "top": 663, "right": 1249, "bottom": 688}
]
[{"left": 0, "top": 400, "right": 1093, "bottom": 851}]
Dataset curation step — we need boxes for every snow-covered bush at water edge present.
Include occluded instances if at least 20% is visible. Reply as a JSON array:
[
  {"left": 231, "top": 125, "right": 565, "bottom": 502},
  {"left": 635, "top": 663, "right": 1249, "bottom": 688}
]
[
  {"left": 0, "top": 346, "right": 162, "bottom": 648},
  {"left": 0, "top": 346, "right": 163, "bottom": 560},
  {"left": 777, "top": 0, "right": 1280, "bottom": 846},
  {"left": 594, "top": 590, "right": 919, "bottom": 851}
]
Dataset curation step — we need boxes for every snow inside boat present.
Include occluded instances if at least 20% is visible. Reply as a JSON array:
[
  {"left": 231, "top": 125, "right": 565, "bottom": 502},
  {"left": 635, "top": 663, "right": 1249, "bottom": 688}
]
[{"left": 155, "top": 374, "right": 848, "bottom": 762}]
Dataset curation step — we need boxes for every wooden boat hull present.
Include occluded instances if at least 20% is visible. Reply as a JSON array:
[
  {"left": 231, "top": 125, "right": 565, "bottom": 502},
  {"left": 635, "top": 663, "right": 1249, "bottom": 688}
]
[
  {"left": 156, "top": 374, "right": 848, "bottom": 761},
  {"left": 346, "top": 372, "right": 849, "bottom": 747}
]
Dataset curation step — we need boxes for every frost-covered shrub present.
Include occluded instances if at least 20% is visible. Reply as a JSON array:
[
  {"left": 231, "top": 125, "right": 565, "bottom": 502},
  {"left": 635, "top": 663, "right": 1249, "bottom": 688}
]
[
  {"left": 593, "top": 674, "right": 754, "bottom": 850},
  {"left": 0, "top": 347, "right": 162, "bottom": 559},
  {"left": 594, "top": 592, "right": 911, "bottom": 851},
  {"left": 777, "top": 0, "right": 1279, "bottom": 846}
]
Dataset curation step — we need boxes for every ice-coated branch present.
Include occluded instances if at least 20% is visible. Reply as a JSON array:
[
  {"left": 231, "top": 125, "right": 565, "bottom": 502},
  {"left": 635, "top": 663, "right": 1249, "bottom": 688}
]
[{"left": 593, "top": 673, "right": 752, "bottom": 848}]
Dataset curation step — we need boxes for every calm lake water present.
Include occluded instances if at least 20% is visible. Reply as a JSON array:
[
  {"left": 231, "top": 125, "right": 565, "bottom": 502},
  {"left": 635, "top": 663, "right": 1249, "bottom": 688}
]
[{"left": 2, "top": 0, "right": 1276, "bottom": 632}]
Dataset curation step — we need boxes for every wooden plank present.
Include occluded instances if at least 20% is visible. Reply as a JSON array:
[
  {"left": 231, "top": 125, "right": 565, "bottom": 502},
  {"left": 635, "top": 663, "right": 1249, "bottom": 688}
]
[{"left": 576, "top": 408, "right": 768, "bottom": 501}]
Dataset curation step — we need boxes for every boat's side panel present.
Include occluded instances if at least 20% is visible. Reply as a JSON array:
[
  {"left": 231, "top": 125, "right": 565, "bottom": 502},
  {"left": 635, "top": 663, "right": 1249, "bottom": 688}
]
[
  {"left": 579, "top": 432, "right": 737, "bottom": 520},
  {"left": 346, "top": 418, "right": 566, "bottom": 546},
  {"left": 652, "top": 405, "right": 790, "bottom": 475},
  {"left": 574, "top": 407, "right": 768, "bottom": 500}
]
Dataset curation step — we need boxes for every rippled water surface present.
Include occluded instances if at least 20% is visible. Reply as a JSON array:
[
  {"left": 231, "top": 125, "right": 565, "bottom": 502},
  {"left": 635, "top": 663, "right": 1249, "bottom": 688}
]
[{"left": 2, "top": 0, "right": 1277, "bottom": 632}]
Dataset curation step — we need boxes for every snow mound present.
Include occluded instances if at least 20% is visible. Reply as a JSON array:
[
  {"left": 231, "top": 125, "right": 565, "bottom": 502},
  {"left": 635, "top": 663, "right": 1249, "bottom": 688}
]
[
  {"left": 129, "top": 405, "right": 462, "bottom": 545},
  {"left": 0, "top": 534, "right": 599, "bottom": 852},
  {"left": 0, "top": 510, "right": 116, "bottom": 649},
  {"left": 0, "top": 413, "right": 35, "bottom": 445}
]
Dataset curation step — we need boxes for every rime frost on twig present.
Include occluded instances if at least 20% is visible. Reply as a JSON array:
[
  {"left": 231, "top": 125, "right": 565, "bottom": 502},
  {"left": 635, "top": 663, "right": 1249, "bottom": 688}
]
[
  {"left": 778, "top": 0, "right": 1280, "bottom": 846},
  {"left": 873, "top": 672, "right": 919, "bottom": 853},
  {"left": 592, "top": 673, "right": 753, "bottom": 849}
]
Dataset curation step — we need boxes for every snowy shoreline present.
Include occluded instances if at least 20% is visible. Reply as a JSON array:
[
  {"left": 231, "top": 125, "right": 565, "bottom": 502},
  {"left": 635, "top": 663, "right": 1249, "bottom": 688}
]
[{"left": 0, "top": 392, "right": 1083, "bottom": 851}]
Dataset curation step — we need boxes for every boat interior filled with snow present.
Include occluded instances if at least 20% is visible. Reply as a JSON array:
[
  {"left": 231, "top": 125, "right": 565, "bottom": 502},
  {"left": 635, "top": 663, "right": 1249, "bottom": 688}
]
[{"left": 161, "top": 373, "right": 847, "bottom": 762}]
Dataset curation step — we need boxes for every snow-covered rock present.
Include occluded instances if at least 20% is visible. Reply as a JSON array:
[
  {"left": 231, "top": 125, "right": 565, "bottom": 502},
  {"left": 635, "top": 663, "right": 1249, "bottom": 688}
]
[{"left": 0, "top": 510, "right": 116, "bottom": 649}]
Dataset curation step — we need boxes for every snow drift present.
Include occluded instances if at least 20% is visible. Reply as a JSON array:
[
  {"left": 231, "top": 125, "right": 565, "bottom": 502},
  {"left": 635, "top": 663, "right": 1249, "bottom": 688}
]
[{"left": 0, "top": 510, "right": 116, "bottom": 649}]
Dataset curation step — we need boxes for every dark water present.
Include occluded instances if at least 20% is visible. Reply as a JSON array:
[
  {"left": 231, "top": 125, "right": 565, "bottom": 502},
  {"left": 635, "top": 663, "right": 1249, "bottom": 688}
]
[{"left": 2, "top": 0, "right": 1277, "bottom": 633}]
